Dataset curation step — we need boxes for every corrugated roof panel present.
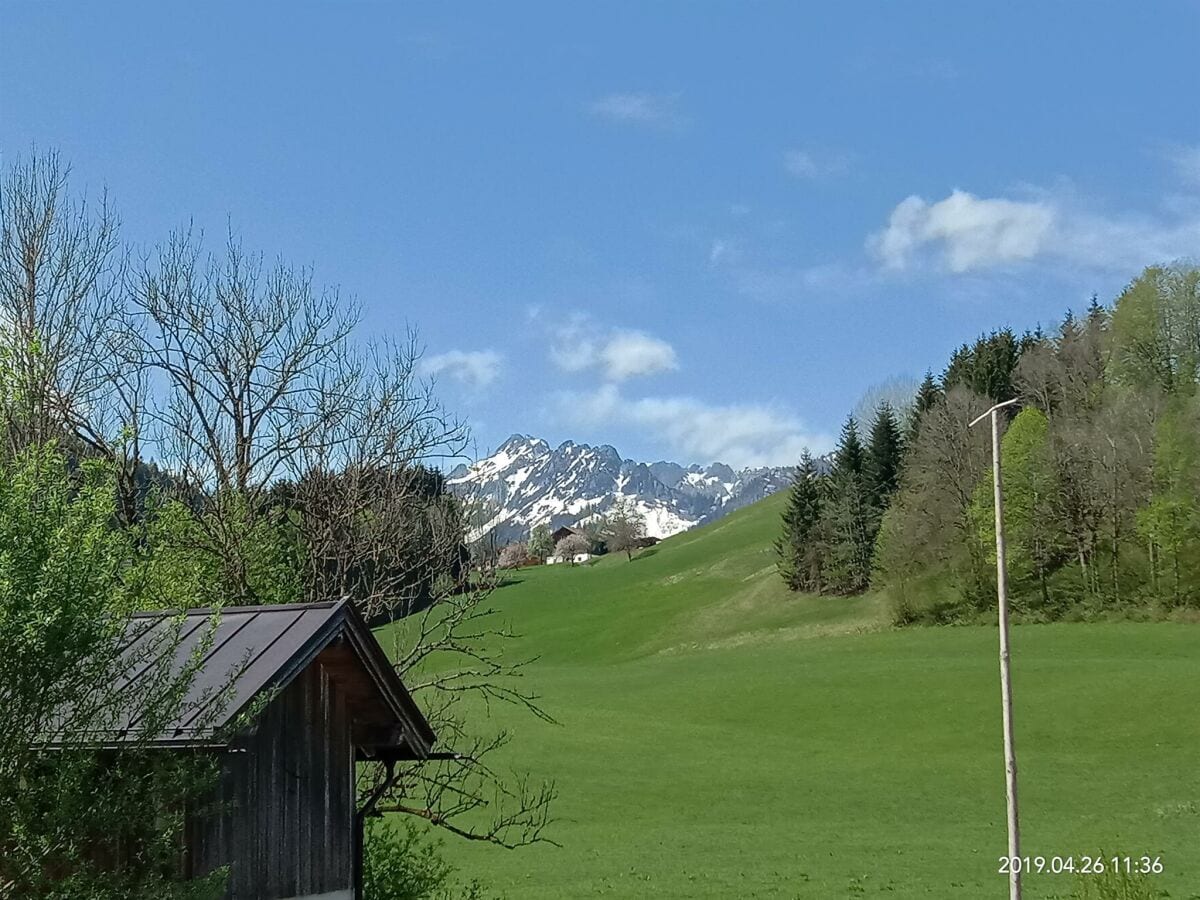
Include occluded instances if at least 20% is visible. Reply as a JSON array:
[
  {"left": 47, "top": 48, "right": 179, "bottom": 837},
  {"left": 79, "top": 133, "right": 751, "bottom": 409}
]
[
  {"left": 47, "top": 600, "right": 432, "bottom": 756},
  {"left": 125, "top": 610, "right": 267, "bottom": 735},
  {"left": 112, "top": 604, "right": 343, "bottom": 742},
  {"left": 171, "top": 606, "right": 322, "bottom": 735}
]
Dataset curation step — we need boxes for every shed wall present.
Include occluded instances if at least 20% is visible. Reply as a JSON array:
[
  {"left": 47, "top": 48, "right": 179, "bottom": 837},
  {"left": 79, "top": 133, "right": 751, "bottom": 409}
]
[{"left": 188, "top": 663, "right": 354, "bottom": 899}]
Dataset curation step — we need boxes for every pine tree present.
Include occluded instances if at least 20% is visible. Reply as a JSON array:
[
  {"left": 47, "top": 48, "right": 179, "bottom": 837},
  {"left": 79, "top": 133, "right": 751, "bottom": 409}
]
[
  {"left": 865, "top": 403, "right": 904, "bottom": 511},
  {"left": 942, "top": 329, "right": 1024, "bottom": 404},
  {"left": 823, "top": 417, "right": 873, "bottom": 594},
  {"left": 776, "top": 450, "right": 823, "bottom": 591},
  {"left": 833, "top": 415, "right": 865, "bottom": 476},
  {"left": 907, "top": 370, "right": 941, "bottom": 443}
]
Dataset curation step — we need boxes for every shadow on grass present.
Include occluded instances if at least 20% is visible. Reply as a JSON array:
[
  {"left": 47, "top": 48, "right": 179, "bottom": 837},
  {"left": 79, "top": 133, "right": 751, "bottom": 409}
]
[{"left": 491, "top": 573, "right": 529, "bottom": 591}]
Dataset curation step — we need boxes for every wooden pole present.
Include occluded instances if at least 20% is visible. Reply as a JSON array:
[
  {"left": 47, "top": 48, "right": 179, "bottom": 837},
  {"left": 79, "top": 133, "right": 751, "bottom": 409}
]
[
  {"left": 969, "top": 398, "right": 1022, "bottom": 900},
  {"left": 991, "top": 407, "right": 1021, "bottom": 900}
]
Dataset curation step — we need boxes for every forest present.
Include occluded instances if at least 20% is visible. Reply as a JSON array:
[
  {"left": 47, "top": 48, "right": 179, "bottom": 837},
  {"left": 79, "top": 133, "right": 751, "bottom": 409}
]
[{"left": 777, "top": 265, "right": 1200, "bottom": 624}]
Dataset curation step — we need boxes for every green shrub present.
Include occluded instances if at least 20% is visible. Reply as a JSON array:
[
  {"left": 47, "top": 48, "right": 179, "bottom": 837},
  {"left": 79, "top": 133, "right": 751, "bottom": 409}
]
[
  {"left": 1067, "top": 868, "right": 1166, "bottom": 900},
  {"left": 363, "top": 817, "right": 493, "bottom": 900}
]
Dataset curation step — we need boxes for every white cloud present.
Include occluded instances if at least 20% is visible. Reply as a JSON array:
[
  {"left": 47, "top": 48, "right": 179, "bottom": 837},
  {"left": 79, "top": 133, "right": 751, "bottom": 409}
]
[
  {"left": 419, "top": 349, "right": 503, "bottom": 388},
  {"left": 550, "top": 321, "right": 677, "bottom": 381},
  {"left": 784, "top": 148, "right": 849, "bottom": 180},
  {"left": 870, "top": 185, "right": 1200, "bottom": 274},
  {"left": 561, "top": 384, "right": 830, "bottom": 469},
  {"left": 871, "top": 190, "right": 1055, "bottom": 272},
  {"left": 600, "top": 331, "right": 678, "bottom": 380},
  {"left": 588, "top": 92, "right": 685, "bottom": 128}
]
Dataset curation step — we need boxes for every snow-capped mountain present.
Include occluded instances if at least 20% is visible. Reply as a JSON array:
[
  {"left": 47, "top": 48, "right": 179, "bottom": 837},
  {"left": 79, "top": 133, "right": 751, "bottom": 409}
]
[{"left": 447, "top": 434, "right": 793, "bottom": 545}]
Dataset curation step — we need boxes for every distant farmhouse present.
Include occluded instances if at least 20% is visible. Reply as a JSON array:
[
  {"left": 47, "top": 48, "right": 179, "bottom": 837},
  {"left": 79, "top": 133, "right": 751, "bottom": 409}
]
[
  {"left": 546, "top": 526, "right": 593, "bottom": 564},
  {"left": 69, "top": 600, "right": 434, "bottom": 900},
  {"left": 550, "top": 525, "right": 578, "bottom": 544}
]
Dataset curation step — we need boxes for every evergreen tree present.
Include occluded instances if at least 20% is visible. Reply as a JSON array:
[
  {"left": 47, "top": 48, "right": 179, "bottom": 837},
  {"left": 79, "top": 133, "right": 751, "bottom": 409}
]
[
  {"left": 907, "top": 370, "right": 941, "bottom": 443},
  {"left": 832, "top": 415, "right": 865, "bottom": 476},
  {"left": 865, "top": 402, "right": 904, "bottom": 511},
  {"left": 823, "top": 417, "right": 873, "bottom": 594},
  {"left": 776, "top": 450, "right": 824, "bottom": 592},
  {"left": 942, "top": 329, "right": 1026, "bottom": 404}
]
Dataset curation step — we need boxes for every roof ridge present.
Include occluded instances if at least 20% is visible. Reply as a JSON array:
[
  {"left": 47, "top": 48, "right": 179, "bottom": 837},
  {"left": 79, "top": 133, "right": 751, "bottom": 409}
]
[{"left": 130, "top": 600, "right": 343, "bottom": 618}]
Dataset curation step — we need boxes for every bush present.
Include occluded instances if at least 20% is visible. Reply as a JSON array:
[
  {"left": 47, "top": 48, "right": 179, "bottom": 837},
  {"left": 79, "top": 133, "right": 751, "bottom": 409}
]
[
  {"left": 1066, "top": 868, "right": 1166, "bottom": 899},
  {"left": 363, "top": 817, "right": 492, "bottom": 900}
]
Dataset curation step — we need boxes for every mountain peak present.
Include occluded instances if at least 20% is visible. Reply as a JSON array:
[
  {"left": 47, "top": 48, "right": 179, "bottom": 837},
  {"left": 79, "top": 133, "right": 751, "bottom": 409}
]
[
  {"left": 497, "top": 433, "right": 538, "bottom": 453},
  {"left": 449, "top": 433, "right": 791, "bottom": 545}
]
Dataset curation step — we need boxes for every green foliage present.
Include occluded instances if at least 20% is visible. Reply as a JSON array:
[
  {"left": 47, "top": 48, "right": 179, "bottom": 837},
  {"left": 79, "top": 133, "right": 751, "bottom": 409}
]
[
  {"left": 943, "top": 327, "right": 1032, "bottom": 404},
  {"left": 364, "top": 818, "right": 491, "bottom": 900},
  {"left": 364, "top": 818, "right": 452, "bottom": 899},
  {"left": 907, "top": 370, "right": 942, "bottom": 442},
  {"left": 775, "top": 450, "right": 824, "bottom": 592},
  {"left": 822, "top": 417, "right": 876, "bottom": 594},
  {"left": 864, "top": 402, "right": 904, "bottom": 509},
  {"left": 126, "top": 496, "right": 225, "bottom": 607},
  {"left": 848, "top": 264, "right": 1200, "bottom": 622},
  {"left": 1066, "top": 868, "right": 1166, "bottom": 900},
  {"left": 1110, "top": 265, "right": 1200, "bottom": 392},
  {"left": 528, "top": 523, "right": 553, "bottom": 560},
  {"left": 779, "top": 407, "right": 909, "bottom": 599},
  {"left": 1135, "top": 399, "right": 1200, "bottom": 606},
  {"left": 969, "top": 407, "right": 1067, "bottom": 613},
  {"left": 0, "top": 448, "right": 225, "bottom": 899}
]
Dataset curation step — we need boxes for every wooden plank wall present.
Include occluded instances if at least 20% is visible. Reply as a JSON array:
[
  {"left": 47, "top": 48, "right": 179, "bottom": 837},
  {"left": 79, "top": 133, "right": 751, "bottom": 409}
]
[{"left": 189, "top": 663, "right": 354, "bottom": 899}]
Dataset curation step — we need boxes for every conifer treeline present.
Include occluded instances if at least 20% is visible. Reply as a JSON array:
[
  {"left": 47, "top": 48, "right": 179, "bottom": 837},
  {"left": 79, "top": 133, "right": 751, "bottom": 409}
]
[{"left": 777, "top": 264, "right": 1200, "bottom": 623}]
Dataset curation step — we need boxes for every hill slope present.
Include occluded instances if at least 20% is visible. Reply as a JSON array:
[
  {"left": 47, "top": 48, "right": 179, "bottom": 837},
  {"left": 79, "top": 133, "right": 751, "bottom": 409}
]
[
  {"left": 481, "top": 489, "right": 885, "bottom": 664},
  {"left": 394, "top": 494, "right": 1200, "bottom": 898}
]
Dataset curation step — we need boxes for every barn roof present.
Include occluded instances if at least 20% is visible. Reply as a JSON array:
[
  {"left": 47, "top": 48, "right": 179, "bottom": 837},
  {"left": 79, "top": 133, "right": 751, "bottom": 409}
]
[{"left": 77, "top": 600, "right": 434, "bottom": 758}]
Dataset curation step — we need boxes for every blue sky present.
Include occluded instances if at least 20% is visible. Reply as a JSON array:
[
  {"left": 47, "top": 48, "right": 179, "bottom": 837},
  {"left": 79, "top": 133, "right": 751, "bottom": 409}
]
[{"left": 2, "top": 2, "right": 1198, "bottom": 468}]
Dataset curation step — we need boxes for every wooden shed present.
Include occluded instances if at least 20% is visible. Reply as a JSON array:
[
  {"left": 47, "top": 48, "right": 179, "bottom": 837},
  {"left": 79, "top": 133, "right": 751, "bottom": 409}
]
[{"left": 119, "top": 600, "right": 435, "bottom": 900}]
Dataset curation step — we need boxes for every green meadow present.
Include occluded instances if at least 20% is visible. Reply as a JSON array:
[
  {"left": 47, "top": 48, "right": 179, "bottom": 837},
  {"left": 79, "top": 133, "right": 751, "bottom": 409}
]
[{"left": 404, "top": 493, "right": 1200, "bottom": 898}]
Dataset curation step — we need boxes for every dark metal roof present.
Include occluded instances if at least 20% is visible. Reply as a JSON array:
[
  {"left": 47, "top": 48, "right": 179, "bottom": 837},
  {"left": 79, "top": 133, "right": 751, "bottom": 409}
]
[{"left": 80, "top": 600, "right": 434, "bottom": 754}]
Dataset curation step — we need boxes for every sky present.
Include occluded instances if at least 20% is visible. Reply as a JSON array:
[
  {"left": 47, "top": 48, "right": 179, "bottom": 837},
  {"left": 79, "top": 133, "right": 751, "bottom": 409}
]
[{"left": 2, "top": 2, "right": 1198, "bottom": 469}]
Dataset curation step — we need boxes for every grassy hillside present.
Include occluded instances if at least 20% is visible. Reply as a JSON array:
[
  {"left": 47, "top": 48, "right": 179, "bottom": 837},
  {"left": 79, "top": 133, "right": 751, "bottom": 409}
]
[
  {"left": 397, "top": 494, "right": 1200, "bottom": 898},
  {"left": 483, "top": 491, "right": 885, "bottom": 664}
]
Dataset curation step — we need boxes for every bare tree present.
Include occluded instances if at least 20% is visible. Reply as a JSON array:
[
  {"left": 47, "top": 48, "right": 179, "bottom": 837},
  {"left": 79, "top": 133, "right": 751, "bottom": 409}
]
[
  {"left": 128, "top": 228, "right": 555, "bottom": 848},
  {"left": 875, "top": 387, "right": 993, "bottom": 605},
  {"left": 0, "top": 151, "right": 147, "bottom": 494},
  {"left": 601, "top": 498, "right": 646, "bottom": 561}
]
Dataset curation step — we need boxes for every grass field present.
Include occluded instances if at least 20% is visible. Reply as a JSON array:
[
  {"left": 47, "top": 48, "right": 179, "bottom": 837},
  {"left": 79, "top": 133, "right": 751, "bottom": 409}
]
[{"left": 398, "top": 493, "right": 1200, "bottom": 898}]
